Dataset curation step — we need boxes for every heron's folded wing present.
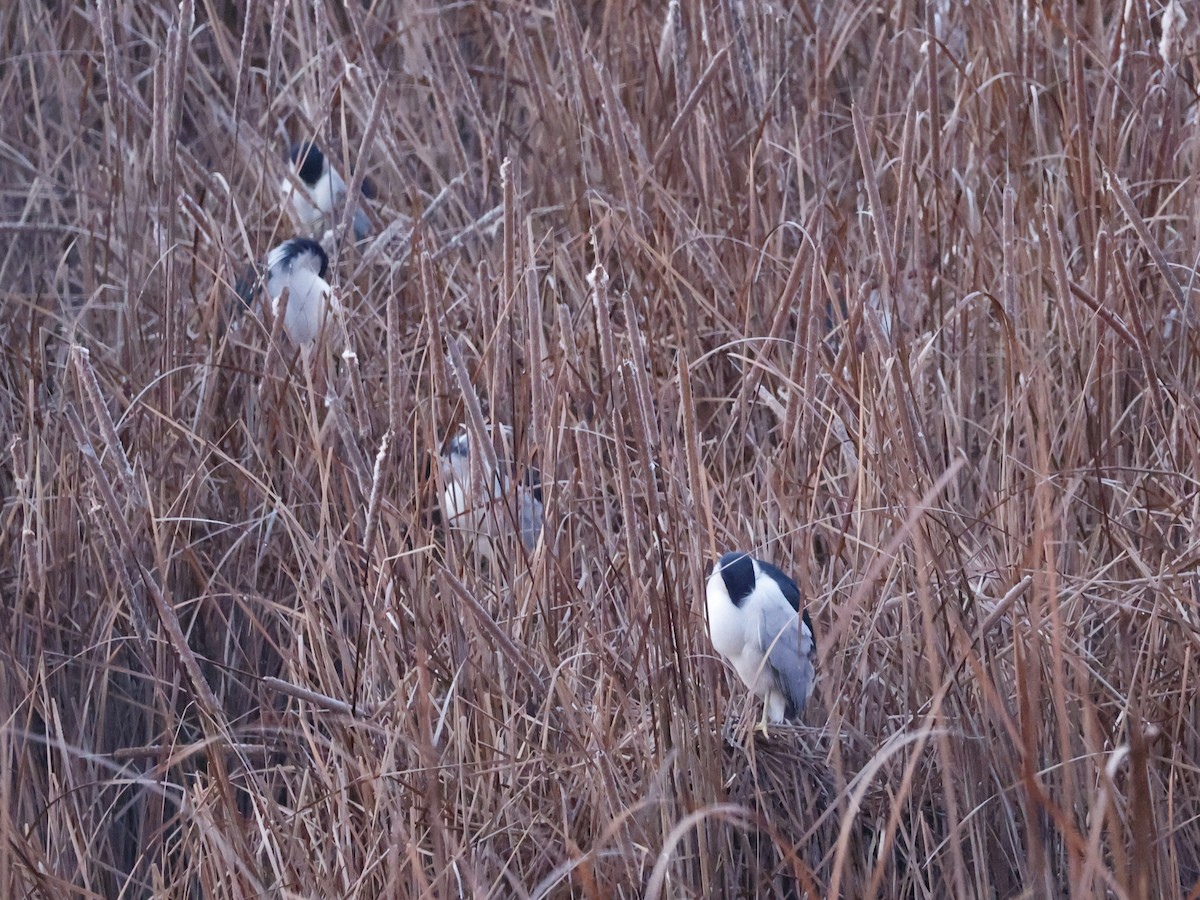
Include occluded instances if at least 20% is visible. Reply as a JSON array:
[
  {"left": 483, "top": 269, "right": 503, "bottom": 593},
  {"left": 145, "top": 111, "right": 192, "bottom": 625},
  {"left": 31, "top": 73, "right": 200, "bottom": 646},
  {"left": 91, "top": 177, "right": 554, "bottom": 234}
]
[
  {"left": 352, "top": 207, "right": 371, "bottom": 241},
  {"left": 517, "top": 485, "right": 543, "bottom": 551},
  {"left": 758, "top": 604, "right": 816, "bottom": 717}
]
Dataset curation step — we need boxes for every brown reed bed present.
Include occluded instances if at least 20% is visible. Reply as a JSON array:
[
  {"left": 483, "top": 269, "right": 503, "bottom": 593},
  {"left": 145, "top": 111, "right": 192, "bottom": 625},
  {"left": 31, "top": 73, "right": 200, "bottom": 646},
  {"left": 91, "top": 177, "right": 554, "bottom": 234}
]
[{"left": 3, "top": 1, "right": 1200, "bottom": 896}]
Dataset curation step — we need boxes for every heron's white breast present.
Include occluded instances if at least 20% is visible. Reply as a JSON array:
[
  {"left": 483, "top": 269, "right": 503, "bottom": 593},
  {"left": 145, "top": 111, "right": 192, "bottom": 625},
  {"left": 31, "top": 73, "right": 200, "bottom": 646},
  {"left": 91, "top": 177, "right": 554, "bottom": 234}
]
[
  {"left": 270, "top": 269, "right": 331, "bottom": 346},
  {"left": 709, "top": 575, "right": 794, "bottom": 699},
  {"left": 314, "top": 168, "right": 347, "bottom": 214},
  {"left": 281, "top": 177, "right": 323, "bottom": 229},
  {"left": 706, "top": 577, "right": 755, "bottom": 660}
]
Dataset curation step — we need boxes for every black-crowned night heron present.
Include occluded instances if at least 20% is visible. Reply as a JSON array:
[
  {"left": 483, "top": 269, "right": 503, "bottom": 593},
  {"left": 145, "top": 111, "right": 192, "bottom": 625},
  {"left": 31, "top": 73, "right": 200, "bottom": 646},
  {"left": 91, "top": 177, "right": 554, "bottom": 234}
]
[
  {"left": 265, "top": 238, "right": 337, "bottom": 347},
  {"left": 282, "top": 141, "right": 371, "bottom": 242},
  {"left": 439, "top": 425, "right": 543, "bottom": 565},
  {"left": 705, "top": 551, "right": 816, "bottom": 735}
]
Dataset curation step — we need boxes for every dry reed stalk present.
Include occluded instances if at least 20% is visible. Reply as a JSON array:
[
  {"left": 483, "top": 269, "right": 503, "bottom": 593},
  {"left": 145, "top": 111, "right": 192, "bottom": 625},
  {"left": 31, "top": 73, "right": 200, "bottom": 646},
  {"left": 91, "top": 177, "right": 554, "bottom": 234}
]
[
  {"left": 6, "top": 1, "right": 1200, "bottom": 895},
  {"left": 337, "top": 79, "right": 384, "bottom": 246},
  {"left": 852, "top": 103, "right": 896, "bottom": 297},
  {"left": 445, "top": 335, "right": 500, "bottom": 481},
  {"left": 63, "top": 400, "right": 224, "bottom": 723},
  {"left": 651, "top": 47, "right": 729, "bottom": 171},
  {"left": 525, "top": 219, "right": 546, "bottom": 451}
]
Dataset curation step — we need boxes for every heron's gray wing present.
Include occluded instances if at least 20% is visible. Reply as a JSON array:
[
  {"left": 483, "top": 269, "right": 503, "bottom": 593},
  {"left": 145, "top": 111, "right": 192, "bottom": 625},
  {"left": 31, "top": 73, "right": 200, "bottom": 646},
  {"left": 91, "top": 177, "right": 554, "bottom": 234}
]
[
  {"left": 758, "top": 602, "right": 816, "bottom": 718},
  {"left": 352, "top": 206, "right": 371, "bottom": 241}
]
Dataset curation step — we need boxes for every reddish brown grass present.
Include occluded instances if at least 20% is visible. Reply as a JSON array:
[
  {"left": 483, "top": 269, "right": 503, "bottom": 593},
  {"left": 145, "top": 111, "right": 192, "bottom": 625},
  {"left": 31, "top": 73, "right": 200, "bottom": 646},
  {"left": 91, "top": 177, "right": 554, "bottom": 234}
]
[{"left": 3, "top": 1, "right": 1200, "bottom": 896}]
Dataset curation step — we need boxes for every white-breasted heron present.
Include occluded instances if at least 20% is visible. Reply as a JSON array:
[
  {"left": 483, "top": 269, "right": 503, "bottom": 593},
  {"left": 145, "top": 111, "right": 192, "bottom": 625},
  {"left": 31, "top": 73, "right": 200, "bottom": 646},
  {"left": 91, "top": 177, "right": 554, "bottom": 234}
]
[
  {"left": 705, "top": 551, "right": 816, "bottom": 735},
  {"left": 282, "top": 141, "right": 371, "bottom": 242},
  {"left": 439, "top": 425, "right": 543, "bottom": 565}
]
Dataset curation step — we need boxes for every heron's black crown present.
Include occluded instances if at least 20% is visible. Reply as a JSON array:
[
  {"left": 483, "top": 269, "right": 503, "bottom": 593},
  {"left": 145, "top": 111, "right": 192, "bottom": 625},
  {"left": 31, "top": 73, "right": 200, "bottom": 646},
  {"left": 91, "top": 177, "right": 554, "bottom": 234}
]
[
  {"left": 289, "top": 141, "right": 326, "bottom": 186},
  {"left": 274, "top": 237, "right": 329, "bottom": 279},
  {"left": 716, "top": 552, "right": 756, "bottom": 607}
]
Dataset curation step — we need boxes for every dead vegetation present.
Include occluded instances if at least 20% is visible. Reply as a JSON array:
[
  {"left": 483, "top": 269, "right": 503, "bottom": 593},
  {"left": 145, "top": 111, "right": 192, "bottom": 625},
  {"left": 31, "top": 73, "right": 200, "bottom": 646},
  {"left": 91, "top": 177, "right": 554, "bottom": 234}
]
[{"left": 3, "top": 0, "right": 1200, "bottom": 896}]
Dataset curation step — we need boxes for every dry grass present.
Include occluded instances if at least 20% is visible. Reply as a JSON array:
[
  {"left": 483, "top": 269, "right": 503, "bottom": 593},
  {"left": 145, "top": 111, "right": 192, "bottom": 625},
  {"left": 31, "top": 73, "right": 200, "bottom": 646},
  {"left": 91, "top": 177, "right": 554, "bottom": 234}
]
[{"left": 3, "top": 0, "right": 1200, "bottom": 896}]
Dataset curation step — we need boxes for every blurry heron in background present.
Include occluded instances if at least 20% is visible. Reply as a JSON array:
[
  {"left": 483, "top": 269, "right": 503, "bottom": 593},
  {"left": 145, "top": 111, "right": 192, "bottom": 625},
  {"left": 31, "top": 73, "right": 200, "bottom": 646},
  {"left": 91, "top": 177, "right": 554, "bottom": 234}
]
[
  {"left": 439, "top": 424, "right": 543, "bottom": 566},
  {"left": 705, "top": 551, "right": 816, "bottom": 736},
  {"left": 282, "top": 141, "right": 372, "bottom": 242}
]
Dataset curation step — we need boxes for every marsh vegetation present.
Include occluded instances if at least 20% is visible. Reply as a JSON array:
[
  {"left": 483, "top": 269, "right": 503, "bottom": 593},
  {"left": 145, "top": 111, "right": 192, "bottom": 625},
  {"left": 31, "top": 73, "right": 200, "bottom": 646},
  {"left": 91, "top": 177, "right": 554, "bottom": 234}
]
[{"left": 3, "top": 1, "right": 1199, "bottom": 896}]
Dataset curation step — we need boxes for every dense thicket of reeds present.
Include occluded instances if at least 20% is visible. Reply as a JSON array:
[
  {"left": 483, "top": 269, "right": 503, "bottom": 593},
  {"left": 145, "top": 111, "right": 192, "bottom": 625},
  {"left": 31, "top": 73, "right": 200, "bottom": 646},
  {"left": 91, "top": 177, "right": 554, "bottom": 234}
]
[{"left": 4, "top": 1, "right": 1200, "bottom": 896}]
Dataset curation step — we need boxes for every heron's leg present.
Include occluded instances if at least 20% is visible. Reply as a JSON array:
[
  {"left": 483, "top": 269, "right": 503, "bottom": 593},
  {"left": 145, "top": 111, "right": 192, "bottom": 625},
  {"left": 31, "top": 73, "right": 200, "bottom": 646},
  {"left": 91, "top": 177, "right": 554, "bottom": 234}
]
[{"left": 756, "top": 702, "right": 771, "bottom": 739}]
